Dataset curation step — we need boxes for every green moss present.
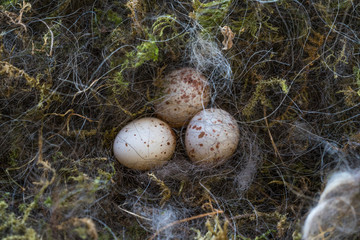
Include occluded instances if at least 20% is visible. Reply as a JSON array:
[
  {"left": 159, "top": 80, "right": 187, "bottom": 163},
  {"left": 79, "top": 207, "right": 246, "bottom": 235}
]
[
  {"left": 94, "top": 7, "right": 124, "bottom": 28},
  {"left": 242, "top": 77, "right": 289, "bottom": 117},
  {"left": 125, "top": 223, "right": 148, "bottom": 240},
  {"left": 337, "top": 66, "right": 360, "bottom": 106},
  {"left": 230, "top": 4, "right": 279, "bottom": 40},
  {"left": 191, "top": 0, "right": 232, "bottom": 34},
  {"left": 0, "top": 0, "right": 19, "bottom": 8},
  {"left": 292, "top": 230, "right": 303, "bottom": 240},
  {"left": 73, "top": 227, "right": 89, "bottom": 239},
  {"left": 107, "top": 12, "right": 183, "bottom": 96},
  {"left": 132, "top": 39, "right": 159, "bottom": 68},
  {"left": 110, "top": 33, "right": 159, "bottom": 95},
  {"left": 43, "top": 196, "right": 52, "bottom": 208},
  {"left": 354, "top": 66, "right": 360, "bottom": 95},
  {"left": 193, "top": 216, "right": 229, "bottom": 240},
  {"left": 8, "top": 147, "right": 20, "bottom": 167},
  {"left": 106, "top": 9, "right": 123, "bottom": 26},
  {"left": 0, "top": 201, "right": 39, "bottom": 240},
  {"left": 152, "top": 15, "right": 178, "bottom": 39}
]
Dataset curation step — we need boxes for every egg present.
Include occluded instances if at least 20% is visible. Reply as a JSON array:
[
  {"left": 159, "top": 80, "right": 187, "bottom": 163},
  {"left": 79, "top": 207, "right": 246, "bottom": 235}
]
[
  {"left": 185, "top": 108, "right": 240, "bottom": 166},
  {"left": 155, "top": 68, "right": 211, "bottom": 127},
  {"left": 113, "top": 117, "right": 176, "bottom": 170}
]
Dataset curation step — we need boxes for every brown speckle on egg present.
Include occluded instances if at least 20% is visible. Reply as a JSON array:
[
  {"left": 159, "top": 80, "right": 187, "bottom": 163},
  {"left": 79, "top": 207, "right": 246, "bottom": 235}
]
[
  {"left": 198, "top": 132, "right": 205, "bottom": 138},
  {"left": 154, "top": 68, "right": 210, "bottom": 127},
  {"left": 113, "top": 117, "right": 176, "bottom": 171},
  {"left": 185, "top": 108, "right": 240, "bottom": 166}
]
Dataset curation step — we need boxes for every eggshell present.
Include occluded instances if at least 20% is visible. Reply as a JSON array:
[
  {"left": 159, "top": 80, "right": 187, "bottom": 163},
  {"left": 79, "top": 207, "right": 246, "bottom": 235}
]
[
  {"left": 155, "top": 68, "right": 210, "bottom": 127},
  {"left": 185, "top": 108, "right": 240, "bottom": 166},
  {"left": 113, "top": 117, "right": 176, "bottom": 170}
]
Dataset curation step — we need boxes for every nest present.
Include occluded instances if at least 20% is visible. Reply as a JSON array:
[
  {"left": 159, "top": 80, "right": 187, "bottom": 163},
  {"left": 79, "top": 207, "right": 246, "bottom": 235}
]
[{"left": 1, "top": 0, "right": 360, "bottom": 239}]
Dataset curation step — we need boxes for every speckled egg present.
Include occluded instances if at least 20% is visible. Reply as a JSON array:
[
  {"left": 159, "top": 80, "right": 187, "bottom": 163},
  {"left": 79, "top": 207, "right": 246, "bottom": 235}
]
[
  {"left": 185, "top": 108, "right": 240, "bottom": 166},
  {"left": 113, "top": 117, "right": 176, "bottom": 170},
  {"left": 155, "top": 68, "right": 210, "bottom": 128}
]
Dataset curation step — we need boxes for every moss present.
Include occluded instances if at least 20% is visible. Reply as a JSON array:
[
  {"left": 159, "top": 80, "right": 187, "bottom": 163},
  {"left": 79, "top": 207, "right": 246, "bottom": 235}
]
[
  {"left": 8, "top": 147, "right": 20, "bottom": 167},
  {"left": 94, "top": 7, "right": 124, "bottom": 28},
  {"left": 242, "top": 77, "right": 289, "bottom": 117},
  {"left": 109, "top": 34, "right": 159, "bottom": 96},
  {"left": 105, "top": 9, "right": 123, "bottom": 26},
  {"left": 354, "top": 67, "right": 360, "bottom": 94},
  {"left": 337, "top": 66, "right": 360, "bottom": 106},
  {"left": 228, "top": 2, "right": 281, "bottom": 41},
  {"left": 190, "top": 0, "right": 232, "bottom": 34},
  {"left": 148, "top": 173, "right": 171, "bottom": 207},
  {"left": 133, "top": 39, "right": 159, "bottom": 67},
  {"left": 193, "top": 216, "right": 229, "bottom": 240},
  {"left": 124, "top": 222, "right": 148, "bottom": 240},
  {"left": 107, "top": 12, "right": 181, "bottom": 96},
  {"left": 0, "top": 61, "right": 61, "bottom": 111},
  {"left": 0, "top": 0, "right": 20, "bottom": 9},
  {"left": 0, "top": 201, "right": 39, "bottom": 240}
]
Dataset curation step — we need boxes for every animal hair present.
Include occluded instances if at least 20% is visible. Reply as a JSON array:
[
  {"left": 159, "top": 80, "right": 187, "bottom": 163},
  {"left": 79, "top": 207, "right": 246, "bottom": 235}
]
[{"left": 303, "top": 170, "right": 360, "bottom": 240}]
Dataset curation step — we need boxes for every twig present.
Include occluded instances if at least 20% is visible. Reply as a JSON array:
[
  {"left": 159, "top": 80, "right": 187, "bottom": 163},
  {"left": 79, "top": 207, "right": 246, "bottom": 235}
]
[
  {"left": 117, "top": 206, "right": 151, "bottom": 221},
  {"left": 263, "top": 106, "right": 282, "bottom": 162}
]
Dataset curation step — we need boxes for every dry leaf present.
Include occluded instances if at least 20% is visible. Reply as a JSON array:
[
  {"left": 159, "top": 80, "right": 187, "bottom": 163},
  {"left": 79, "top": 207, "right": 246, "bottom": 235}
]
[{"left": 221, "top": 26, "right": 235, "bottom": 50}]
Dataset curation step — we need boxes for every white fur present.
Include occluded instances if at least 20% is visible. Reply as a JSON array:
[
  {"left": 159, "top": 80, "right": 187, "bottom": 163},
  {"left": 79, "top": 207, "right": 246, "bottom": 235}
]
[{"left": 302, "top": 170, "right": 360, "bottom": 239}]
